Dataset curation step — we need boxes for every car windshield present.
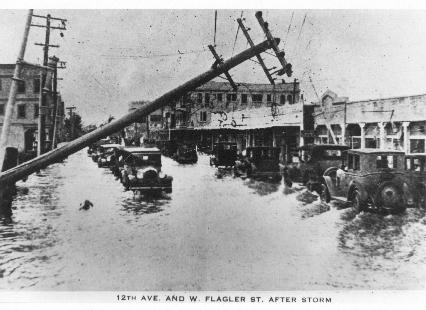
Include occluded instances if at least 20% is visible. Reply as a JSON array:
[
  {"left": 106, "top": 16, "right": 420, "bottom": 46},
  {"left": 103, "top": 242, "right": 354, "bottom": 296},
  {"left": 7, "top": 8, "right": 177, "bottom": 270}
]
[
  {"left": 319, "top": 149, "right": 343, "bottom": 160},
  {"left": 125, "top": 153, "right": 161, "bottom": 166}
]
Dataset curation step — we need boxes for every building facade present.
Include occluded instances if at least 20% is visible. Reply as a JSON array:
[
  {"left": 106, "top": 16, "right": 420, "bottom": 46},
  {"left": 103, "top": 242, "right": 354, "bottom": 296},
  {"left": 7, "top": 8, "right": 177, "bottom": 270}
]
[
  {"left": 0, "top": 64, "right": 65, "bottom": 156},
  {"left": 133, "top": 80, "right": 303, "bottom": 161},
  {"left": 313, "top": 90, "right": 426, "bottom": 155}
]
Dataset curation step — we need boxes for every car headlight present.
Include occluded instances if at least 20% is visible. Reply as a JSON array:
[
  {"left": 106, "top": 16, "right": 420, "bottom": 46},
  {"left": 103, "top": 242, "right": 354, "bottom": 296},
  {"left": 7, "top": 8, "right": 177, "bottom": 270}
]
[{"left": 136, "top": 169, "right": 144, "bottom": 179}]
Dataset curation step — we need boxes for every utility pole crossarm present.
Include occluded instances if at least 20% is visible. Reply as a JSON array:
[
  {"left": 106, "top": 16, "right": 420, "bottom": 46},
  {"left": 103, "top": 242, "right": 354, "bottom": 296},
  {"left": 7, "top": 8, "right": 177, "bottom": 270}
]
[
  {"left": 237, "top": 18, "right": 275, "bottom": 85},
  {"left": 208, "top": 45, "right": 238, "bottom": 91},
  {"left": 255, "top": 11, "right": 292, "bottom": 77}
]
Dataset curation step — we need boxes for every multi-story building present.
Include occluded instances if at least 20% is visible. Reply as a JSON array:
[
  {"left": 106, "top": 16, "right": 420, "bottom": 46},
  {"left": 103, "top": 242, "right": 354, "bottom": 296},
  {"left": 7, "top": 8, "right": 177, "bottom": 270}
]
[
  {"left": 313, "top": 90, "right": 426, "bottom": 155},
  {"left": 155, "top": 80, "right": 303, "bottom": 160},
  {"left": 0, "top": 63, "right": 65, "bottom": 157}
]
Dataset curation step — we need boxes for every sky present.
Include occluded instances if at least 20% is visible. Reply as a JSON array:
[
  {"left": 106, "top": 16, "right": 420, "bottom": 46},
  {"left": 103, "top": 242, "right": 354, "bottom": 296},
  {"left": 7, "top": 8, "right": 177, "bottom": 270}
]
[{"left": 1, "top": 9, "right": 426, "bottom": 125}]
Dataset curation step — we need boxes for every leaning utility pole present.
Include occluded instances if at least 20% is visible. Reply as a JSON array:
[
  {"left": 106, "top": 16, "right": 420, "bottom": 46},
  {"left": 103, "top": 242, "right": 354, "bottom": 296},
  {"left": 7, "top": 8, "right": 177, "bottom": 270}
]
[
  {"left": 0, "top": 38, "right": 277, "bottom": 186},
  {"left": 237, "top": 18, "right": 275, "bottom": 85},
  {"left": 0, "top": 10, "right": 33, "bottom": 172}
]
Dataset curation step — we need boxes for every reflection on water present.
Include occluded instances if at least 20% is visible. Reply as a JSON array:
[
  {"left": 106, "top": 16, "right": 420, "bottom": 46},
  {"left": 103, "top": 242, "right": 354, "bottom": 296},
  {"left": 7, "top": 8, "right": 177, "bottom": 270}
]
[{"left": 0, "top": 149, "right": 425, "bottom": 290}]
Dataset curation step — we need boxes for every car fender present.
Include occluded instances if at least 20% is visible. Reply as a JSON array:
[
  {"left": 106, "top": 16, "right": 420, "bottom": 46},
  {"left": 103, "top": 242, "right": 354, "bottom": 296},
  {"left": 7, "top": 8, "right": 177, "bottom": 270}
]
[
  {"left": 347, "top": 180, "right": 369, "bottom": 203},
  {"left": 322, "top": 175, "right": 333, "bottom": 191}
]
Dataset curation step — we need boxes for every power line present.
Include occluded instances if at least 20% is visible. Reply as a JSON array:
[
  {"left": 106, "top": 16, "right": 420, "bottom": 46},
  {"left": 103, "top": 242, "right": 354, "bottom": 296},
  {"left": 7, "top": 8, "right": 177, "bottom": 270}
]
[
  {"left": 98, "top": 47, "right": 214, "bottom": 59},
  {"left": 283, "top": 11, "right": 294, "bottom": 48}
]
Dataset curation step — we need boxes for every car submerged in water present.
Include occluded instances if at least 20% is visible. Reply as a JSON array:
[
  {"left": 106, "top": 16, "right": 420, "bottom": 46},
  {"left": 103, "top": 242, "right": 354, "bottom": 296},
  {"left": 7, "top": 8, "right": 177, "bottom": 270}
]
[
  {"left": 286, "top": 144, "right": 349, "bottom": 191},
  {"left": 172, "top": 142, "right": 198, "bottom": 164},
  {"left": 320, "top": 149, "right": 417, "bottom": 214},
  {"left": 234, "top": 146, "right": 282, "bottom": 182},
  {"left": 210, "top": 142, "right": 238, "bottom": 168},
  {"left": 119, "top": 147, "right": 173, "bottom": 194},
  {"left": 96, "top": 144, "right": 122, "bottom": 168}
]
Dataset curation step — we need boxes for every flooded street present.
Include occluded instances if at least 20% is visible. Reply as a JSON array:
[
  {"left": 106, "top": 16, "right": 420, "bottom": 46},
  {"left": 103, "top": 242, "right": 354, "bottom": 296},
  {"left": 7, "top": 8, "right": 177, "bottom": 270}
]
[{"left": 0, "top": 149, "right": 426, "bottom": 290}]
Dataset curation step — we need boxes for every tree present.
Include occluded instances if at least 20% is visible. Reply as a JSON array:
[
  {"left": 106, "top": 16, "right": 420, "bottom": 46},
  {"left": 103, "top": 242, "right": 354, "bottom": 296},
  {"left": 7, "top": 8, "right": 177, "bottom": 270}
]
[{"left": 64, "top": 112, "right": 83, "bottom": 141}]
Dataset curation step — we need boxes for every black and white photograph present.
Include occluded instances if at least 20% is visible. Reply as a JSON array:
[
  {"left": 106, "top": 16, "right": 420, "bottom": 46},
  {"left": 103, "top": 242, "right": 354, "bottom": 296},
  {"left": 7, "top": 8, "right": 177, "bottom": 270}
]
[{"left": 0, "top": 1, "right": 425, "bottom": 308}]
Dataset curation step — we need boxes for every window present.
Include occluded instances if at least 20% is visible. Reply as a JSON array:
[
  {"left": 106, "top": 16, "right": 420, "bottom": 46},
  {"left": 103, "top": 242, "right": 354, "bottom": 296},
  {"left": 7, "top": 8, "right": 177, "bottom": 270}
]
[
  {"left": 0, "top": 104, "right": 4, "bottom": 116},
  {"left": 17, "top": 80, "right": 26, "bottom": 93},
  {"left": 226, "top": 93, "right": 237, "bottom": 102},
  {"left": 149, "top": 114, "right": 162, "bottom": 122},
  {"left": 410, "top": 139, "right": 425, "bottom": 153},
  {"left": 287, "top": 94, "right": 293, "bottom": 104},
  {"left": 252, "top": 94, "right": 263, "bottom": 102},
  {"left": 205, "top": 93, "right": 210, "bottom": 104},
  {"left": 17, "top": 104, "right": 26, "bottom": 119},
  {"left": 322, "top": 149, "right": 343, "bottom": 159},
  {"left": 0, "top": 79, "right": 2, "bottom": 91},
  {"left": 34, "top": 104, "right": 39, "bottom": 118},
  {"left": 217, "top": 93, "right": 223, "bottom": 102},
  {"left": 241, "top": 94, "right": 248, "bottom": 104},
  {"left": 199, "top": 111, "right": 207, "bottom": 122},
  {"left": 365, "top": 138, "right": 378, "bottom": 148},
  {"left": 267, "top": 94, "right": 272, "bottom": 102},
  {"left": 376, "top": 155, "right": 397, "bottom": 169},
  {"left": 280, "top": 94, "right": 286, "bottom": 105},
  {"left": 33, "top": 78, "right": 40, "bottom": 94},
  {"left": 354, "top": 155, "right": 360, "bottom": 170},
  {"left": 348, "top": 154, "right": 360, "bottom": 170},
  {"left": 197, "top": 93, "right": 203, "bottom": 104}
]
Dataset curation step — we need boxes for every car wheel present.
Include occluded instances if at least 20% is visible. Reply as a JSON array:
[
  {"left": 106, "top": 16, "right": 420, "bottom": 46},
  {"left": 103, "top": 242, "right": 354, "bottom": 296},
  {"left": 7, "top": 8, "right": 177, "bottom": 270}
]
[
  {"left": 351, "top": 189, "right": 363, "bottom": 213},
  {"left": 320, "top": 184, "right": 330, "bottom": 203}
]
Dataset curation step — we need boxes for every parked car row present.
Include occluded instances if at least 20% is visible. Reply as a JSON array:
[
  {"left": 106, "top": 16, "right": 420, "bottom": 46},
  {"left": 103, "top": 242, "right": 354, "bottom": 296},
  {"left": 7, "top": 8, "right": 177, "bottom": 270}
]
[
  {"left": 208, "top": 142, "right": 425, "bottom": 214},
  {"left": 287, "top": 145, "right": 425, "bottom": 214},
  {"left": 88, "top": 142, "right": 173, "bottom": 195},
  {"left": 88, "top": 138, "right": 425, "bottom": 214}
]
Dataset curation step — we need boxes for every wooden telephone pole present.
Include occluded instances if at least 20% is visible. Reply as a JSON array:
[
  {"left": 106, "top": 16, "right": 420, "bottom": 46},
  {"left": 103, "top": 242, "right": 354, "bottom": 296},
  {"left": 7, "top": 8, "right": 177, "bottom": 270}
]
[
  {"left": 32, "top": 13, "right": 67, "bottom": 155},
  {"left": 0, "top": 10, "right": 33, "bottom": 172},
  {"left": 51, "top": 60, "right": 66, "bottom": 150}
]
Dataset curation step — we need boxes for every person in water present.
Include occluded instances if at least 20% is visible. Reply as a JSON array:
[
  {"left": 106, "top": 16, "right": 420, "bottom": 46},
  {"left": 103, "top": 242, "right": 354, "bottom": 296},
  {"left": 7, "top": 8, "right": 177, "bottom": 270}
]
[{"left": 79, "top": 200, "right": 93, "bottom": 210}]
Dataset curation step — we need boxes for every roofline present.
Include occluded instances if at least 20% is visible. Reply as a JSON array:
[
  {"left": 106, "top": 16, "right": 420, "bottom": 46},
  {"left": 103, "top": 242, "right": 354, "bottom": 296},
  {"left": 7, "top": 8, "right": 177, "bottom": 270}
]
[
  {"left": 348, "top": 148, "right": 406, "bottom": 154},
  {"left": 347, "top": 93, "right": 426, "bottom": 105}
]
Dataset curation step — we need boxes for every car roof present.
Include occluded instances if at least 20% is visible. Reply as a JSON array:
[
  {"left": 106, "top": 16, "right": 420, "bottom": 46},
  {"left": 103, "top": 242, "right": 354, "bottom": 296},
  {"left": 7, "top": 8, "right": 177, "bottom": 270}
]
[
  {"left": 122, "top": 147, "right": 161, "bottom": 153},
  {"left": 405, "top": 154, "right": 426, "bottom": 158},
  {"left": 99, "top": 144, "right": 122, "bottom": 148},
  {"left": 299, "top": 144, "right": 350, "bottom": 151},
  {"left": 247, "top": 146, "right": 280, "bottom": 150},
  {"left": 214, "top": 142, "right": 237, "bottom": 145},
  {"left": 348, "top": 148, "right": 405, "bottom": 155}
]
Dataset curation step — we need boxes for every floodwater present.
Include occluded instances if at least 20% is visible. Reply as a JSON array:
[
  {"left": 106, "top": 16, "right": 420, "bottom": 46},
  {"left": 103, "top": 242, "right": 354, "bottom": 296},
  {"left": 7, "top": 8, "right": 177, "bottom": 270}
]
[{"left": 0, "top": 149, "right": 425, "bottom": 290}]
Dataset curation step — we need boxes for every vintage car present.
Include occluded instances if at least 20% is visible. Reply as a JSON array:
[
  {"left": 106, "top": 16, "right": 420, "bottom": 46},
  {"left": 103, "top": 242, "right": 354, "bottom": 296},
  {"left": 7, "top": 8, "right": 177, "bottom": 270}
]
[
  {"left": 235, "top": 147, "right": 282, "bottom": 182},
  {"left": 404, "top": 154, "right": 426, "bottom": 207},
  {"left": 90, "top": 139, "right": 111, "bottom": 161},
  {"left": 320, "top": 149, "right": 416, "bottom": 214},
  {"left": 88, "top": 138, "right": 111, "bottom": 156},
  {"left": 120, "top": 147, "right": 173, "bottom": 194},
  {"left": 286, "top": 144, "right": 349, "bottom": 191},
  {"left": 172, "top": 142, "right": 198, "bottom": 164},
  {"left": 209, "top": 142, "right": 238, "bottom": 168},
  {"left": 96, "top": 144, "right": 122, "bottom": 168}
]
